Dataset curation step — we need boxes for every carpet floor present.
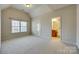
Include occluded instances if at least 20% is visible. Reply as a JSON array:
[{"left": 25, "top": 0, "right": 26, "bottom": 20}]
[{"left": 1, "top": 36, "right": 78, "bottom": 54}]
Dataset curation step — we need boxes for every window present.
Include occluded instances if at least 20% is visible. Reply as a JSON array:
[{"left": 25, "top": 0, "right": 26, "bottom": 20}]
[
  {"left": 37, "top": 23, "right": 40, "bottom": 32},
  {"left": 37, "top": 23, "right": 40, "bottom": 35},
  {"left": 21, "top": 21, "right": 27, "bottom": 32},
  {"left": 12, "top": 20, "right": 20, "bottom": 33},
  {"left": 12, "top": 20, "right": 27, "bottom": 33}
]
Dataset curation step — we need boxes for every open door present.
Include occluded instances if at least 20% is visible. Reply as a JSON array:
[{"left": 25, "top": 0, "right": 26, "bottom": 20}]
[{"left": 52, "top": 16, "right": 61, "bottom": 40}]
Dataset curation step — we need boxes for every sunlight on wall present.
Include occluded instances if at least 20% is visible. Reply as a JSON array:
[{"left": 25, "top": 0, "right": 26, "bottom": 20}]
[{"left": 37, "top": 23, "right": 41, "bottom": 36}]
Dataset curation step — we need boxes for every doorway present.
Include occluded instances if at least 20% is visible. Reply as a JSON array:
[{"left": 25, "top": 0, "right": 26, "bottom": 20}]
[{"left": 51, "top": 16, "right": 61, "bottom": 40}]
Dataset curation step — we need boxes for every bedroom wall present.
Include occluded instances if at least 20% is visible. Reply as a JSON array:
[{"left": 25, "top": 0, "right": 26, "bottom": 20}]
[
  {"left": 32, "top": 5, "right": 76, "bottom": 45},
  {"left": 56, "top": 5, "right": 76, "bottom": 45},
  {"left": 52, "top": 5, "right": 76, "bottom": 45},
  {"left": 1, "top": 7, "right": 31, "bottom": 41},
  {"left": 0, "top": 9, "right": 1, "bottom": 48},
  {"left": 32, "top": 12, "right": 52, "bottom": 39},
  {"left": 76, "top": 5, "right": 79, "bottom": 48}
]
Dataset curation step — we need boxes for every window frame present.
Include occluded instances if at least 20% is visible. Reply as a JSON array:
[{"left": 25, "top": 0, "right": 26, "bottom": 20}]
[
  {"left": 11, "top": 20, "right": 27, "bottom": 33},
  {"left": 20, "top": 21, "right": 27, "bottom": 32}
]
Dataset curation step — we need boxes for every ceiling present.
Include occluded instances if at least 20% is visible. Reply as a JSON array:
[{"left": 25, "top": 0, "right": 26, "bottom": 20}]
[{"left": 0, "top": 4, "right": 70, "bottom": 17}]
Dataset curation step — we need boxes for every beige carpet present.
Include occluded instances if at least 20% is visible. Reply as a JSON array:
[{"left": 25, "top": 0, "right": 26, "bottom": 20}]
[{"left": 1, "top": 36, "right": 77, "bottom": 54}]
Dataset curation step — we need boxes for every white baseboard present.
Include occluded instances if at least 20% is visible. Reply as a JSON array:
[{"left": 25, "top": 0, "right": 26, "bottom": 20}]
[
  {"left": 61, "top": 40, "right": 76, "bottom": 47},
  {"left": 76, "top": 43, "right": 79, "bottom": 49}
]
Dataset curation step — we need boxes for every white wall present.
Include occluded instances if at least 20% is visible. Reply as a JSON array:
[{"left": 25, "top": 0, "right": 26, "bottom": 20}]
[
  {"left": 32, "top": 12, "right": 52, "bottom": 40},
  {"left": 77, "top": 5, "right": 79, "bottom": 48},
  {"left": 0, "top": 9, "right": 1, "bottom": 48},
  {"left": 1, "top": 7, "right": 31, "bottom": 41},
  {"left": 32, "top": 5, "right": 76, "bottom": 45},
  {"left": 54, "top": 5, "right": 76, "bottom": 45}
]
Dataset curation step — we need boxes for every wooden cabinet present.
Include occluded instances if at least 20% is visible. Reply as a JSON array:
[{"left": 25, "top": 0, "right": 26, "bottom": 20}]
[{"left": 52, "top": 30, "right": 58, "bottom": 37}]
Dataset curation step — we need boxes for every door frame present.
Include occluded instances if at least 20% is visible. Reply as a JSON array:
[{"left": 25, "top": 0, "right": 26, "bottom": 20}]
[{"left": 51, "top": 16, "right": 62, "bottom": 41}]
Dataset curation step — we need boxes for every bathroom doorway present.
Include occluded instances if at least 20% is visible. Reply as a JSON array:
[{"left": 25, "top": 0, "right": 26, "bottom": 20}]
[{"left": 51, "top": 16, "right": 61, "bottom": 40}]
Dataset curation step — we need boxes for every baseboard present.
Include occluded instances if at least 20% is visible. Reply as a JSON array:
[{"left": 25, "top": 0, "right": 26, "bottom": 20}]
[
  {"left": 61, "top": 40, "right": 76, "bottom": 47},
  {"left": 76, "top": 43, "right": 79, "bottom": 49}
]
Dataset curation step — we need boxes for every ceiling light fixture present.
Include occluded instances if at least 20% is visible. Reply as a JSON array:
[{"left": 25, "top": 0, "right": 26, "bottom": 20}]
[{"left": 24, "top": 4, "right": 32, "bottom": 8}]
